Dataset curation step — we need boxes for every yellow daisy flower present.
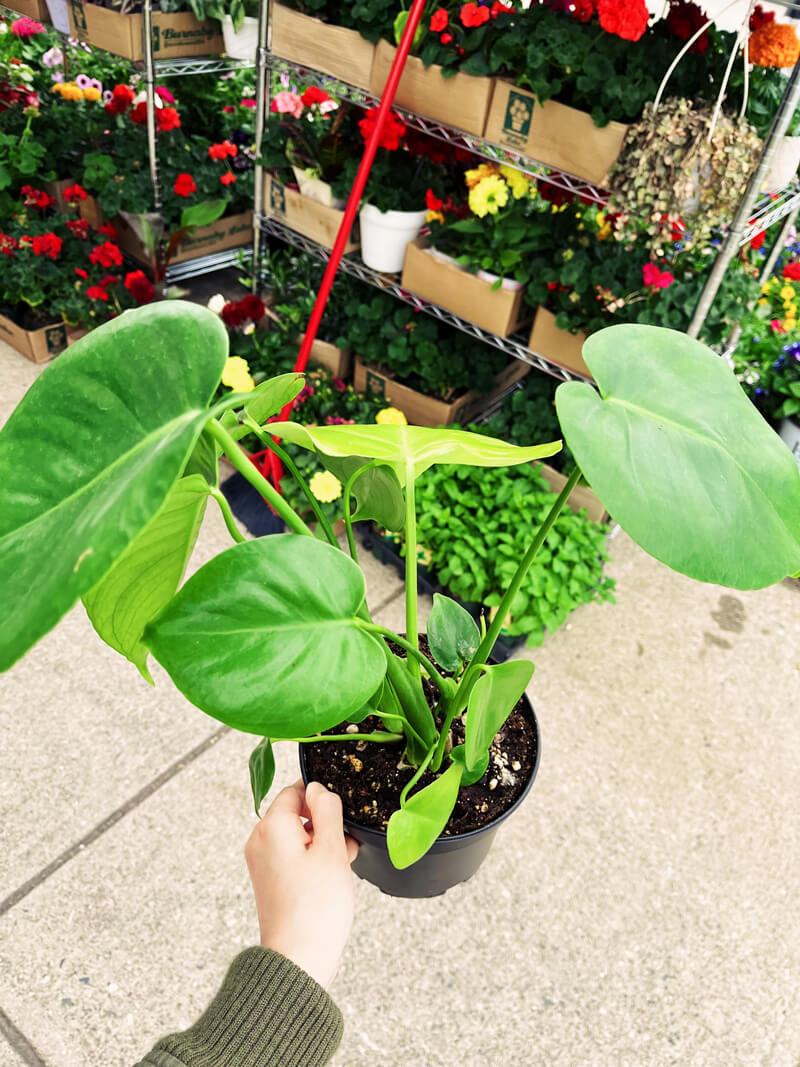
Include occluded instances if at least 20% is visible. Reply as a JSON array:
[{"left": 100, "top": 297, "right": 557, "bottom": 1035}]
[
  {"left": 375, "top": 406, "right": 408, "bottom": 425},
  {"left": 221, "top": 355, "right": 255, "bottom": 393},
  {"left": 469, "top": 174, "right": 509, "bottom": 218},
  {"left": 464, "top": 162, "right": 500, "bottom": 189},
  {"left": 309, "top": 470, "right": 342, "bottom": 503},
  {"left": 498, "top": 165, "right": 530, "bottom": 199}
]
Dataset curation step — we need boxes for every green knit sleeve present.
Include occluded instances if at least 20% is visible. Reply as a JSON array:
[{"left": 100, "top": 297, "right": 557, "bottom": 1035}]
[{"left": 134, "top": 947, "right": 343, "bottom": 1067}]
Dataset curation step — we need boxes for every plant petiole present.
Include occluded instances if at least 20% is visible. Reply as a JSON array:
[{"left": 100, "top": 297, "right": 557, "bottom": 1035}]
[
  {"left": 343, "top": 459, "right": 382, "bottom": 562},
  {"left": 208, "top": 487, "right": 246, "bottom": 545},
  {"left": 280, "top": 731, "right": 404, "bottom": 744},
  {"left": 358, "top": 621, "right": 455, "bottom": 697},
  {"left": 399, "top": 741, "right": 438, "bottom": 807}
]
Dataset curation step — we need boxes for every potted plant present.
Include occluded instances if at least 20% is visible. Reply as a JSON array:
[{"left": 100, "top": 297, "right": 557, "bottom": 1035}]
[{"left": 2, "top": 302, "right": 799, "bottom": 897}]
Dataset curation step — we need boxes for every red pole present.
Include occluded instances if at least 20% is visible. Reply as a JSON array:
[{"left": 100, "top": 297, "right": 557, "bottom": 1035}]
[{"left": 266, "top": 0, "right": 429, "bottom": 486}]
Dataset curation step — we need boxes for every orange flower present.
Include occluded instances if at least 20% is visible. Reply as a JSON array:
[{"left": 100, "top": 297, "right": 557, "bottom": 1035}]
[{"left": 749, "top": 21, "right": 800, "bottom": 67}]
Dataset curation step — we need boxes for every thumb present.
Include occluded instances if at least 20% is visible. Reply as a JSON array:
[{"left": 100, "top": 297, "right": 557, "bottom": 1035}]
[{"left": 305, "top": 781, "right": 347, "bottom": 854}]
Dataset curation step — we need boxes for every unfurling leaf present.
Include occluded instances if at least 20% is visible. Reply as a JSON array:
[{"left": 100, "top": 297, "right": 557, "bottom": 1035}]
[
  {"left": 386, "top": 761, "right": 464, "bottom": 869},
  {"left": 427, "top": 593, "right": 480, "bottom": 672},
  {"left": 464, "top": 660, "right": 534, "bottom": 782},
  {"left": 249, "top": 737, "right": 275, "bottom": 816}
]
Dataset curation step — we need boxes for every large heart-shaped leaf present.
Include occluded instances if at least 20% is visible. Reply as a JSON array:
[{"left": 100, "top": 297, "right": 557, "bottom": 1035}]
[
  {"left": 464, "top": 661, "right": 534, "bottom": 783},
  {"left": 268, "top": 423, "right": 560, "bottom": 484},
  {"left": 82, "top": 474, "right": 210, "bottom": 682},
  {"left": 427, "top": 593, "right": 480, "bottom": 672},
  {"left": 0, "top": 301, "right": 228, "bottom": 672},
  {"left": 144, "top": 534, "right": 387, "bottom": 736},
  {"left": 386, "top": 761, "right": 464, "bottom": 869},
  {"left": 556, "top": 324, "right": 800, "bottom": 589}
]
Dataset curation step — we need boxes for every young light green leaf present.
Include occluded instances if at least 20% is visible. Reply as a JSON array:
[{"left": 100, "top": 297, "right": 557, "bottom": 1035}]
[
  {"left": 465, "top": 660, "right": 534, "bottom": 776},
  {"left": 83, "top": 474, "right": 209, "bottom": 682},
  {"left": 449, "top": 743, "right": 488, "bottom": 787},
  {"left": 249, "top": 737, "right": 275, "bottom": 816},
  {"left": 144, "top": 534, "right": 387, "bottom": 737},
  {"left": 321, "top": 456, "right": 405, "bottom": 530},
  {"left": 183, "top": 428, "right": 219, "bottom": 484},
  {"left": 244, "top": 373, "right": 305, "bottom": 425},
  {"left": 180, "top": 199, "right": 227, "bottom": 230},
  {"left": 427, "top": 593, "right": 480, "bottom": 672},
  {"left": 0, "top": 301, "right": 228, "bottom": 672},
  {"left": 386, "top": 761, "right": 464, "bottom": 869},
  {"left": 556, "top": 323, "right": 800, "bottom": 589},
  {"left": 267, "top": 423, "right": 561, "bottom": 485}
]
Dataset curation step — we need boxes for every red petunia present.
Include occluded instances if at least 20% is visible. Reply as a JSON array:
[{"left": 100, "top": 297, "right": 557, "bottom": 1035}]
[
  {"left": 98, "top": 221, "right": 118, "bottom": 239},
  {"left": 358, "top": 107, "right": 406, "bottom": 151},
  {"left": 425, "top": 188, "right": 444, "bottom": 211},
  {"left": 125, "top": 269, "right": 155, "bottom": 304},
  {"left": 300, "top": 85, "right": 331, "bottom": 107},
  {"left": 460, "top": 2, "right": 490, "bottom": 27},
  {"left": 157, "top": 106, "right": 181, "bottom": 132},
  {"left": 31, "top": 233, "right": 62, "bottom": 259},
  {"left": 783, "top": 261, "right": 800, "bottom": 280},
  {"left": 220, "top": 171, "right": 236, "bottom": 185},
  {"left": 89, "top": 240, "right": 123, "bottom": 268},
  {"left": 209, "top": 140, "right": 238, "bottom": 160},
  {"left": 240, "top": 294, "right": 266, "bottom": 321},
  {"left": 64, "top": 183, "right": 88, "bottom": 203},
  {"left": 430, "top": 7, "right": 448, "bottom": 31},
  {"left": 66, "top": 218, "right": 90, "bottom": 239},
  {"left": 173, "top": 173, "right": 197, "bottom": 198},
  {"left": 597, "top": 0, "right": 649, "bottom": 41},
  {"left": 87, "top": 285, "right": 109, "bottom": 301}
]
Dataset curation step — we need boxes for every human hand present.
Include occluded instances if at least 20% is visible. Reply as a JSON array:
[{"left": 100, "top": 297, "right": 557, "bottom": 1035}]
[{"left": 245, "top": 779, "right": 359, "bottom": 989}]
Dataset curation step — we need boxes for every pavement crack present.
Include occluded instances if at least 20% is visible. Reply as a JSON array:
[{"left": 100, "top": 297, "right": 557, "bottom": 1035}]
[{"left": 0, "top": 1004, "right": 48, "bottom": 1066}]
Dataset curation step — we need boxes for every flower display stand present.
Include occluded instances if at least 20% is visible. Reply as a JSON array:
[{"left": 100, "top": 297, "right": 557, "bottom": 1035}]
[
  {"left": 264, "top": 175, "right": 359, "bottom": 252},
  {"left": 12, "top": 0, "right": 50, "bottom": 20},
  {"left": 271, "top": 4, "right": 375, "bottom": 91},
  {"left": 67, "top": 0, "right": 223, "bottom": 61}
]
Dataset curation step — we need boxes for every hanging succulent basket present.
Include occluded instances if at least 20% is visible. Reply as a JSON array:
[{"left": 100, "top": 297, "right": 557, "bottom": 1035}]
[{"left": 608, "top": 98, "right": 763, "bottom": 250}]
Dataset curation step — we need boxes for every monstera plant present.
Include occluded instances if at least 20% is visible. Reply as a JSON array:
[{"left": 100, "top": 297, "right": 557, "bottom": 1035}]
[{"left": 1, "top": 302, "right": 799, "bottom": 878}]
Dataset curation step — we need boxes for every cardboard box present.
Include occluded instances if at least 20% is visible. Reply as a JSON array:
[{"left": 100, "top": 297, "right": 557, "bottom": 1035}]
[
  {"left": 370, "top": 40, "right": 494, "bottom": 138},
  {"left": 485, "top": 82, "right": 629, "bottom": 186},
  {"left": 528, "top": 307, "right": 591, "bottom": 380},
  {"left": 0, "top": 313, "right": 76, "bottom": 364},
  {"left": 299, "top": 335, "right": 353, "bottom": 379},
  {"left": 401, "top": 240, "right": 529, "bottom": 338},
  {"left": 68, "top": 0, "right": 223, "bottom": 61},
  {"left": 537, "top": 462, "right": 608, "bottom": 524},
  {"left": 12, "top": 0, "right": 49, "bottom": 20},
  {"left": 264, "top": 175, "right": 358, "bottom": 252},
  {"left": 354, "top": 355, "right": 528, "bottom": 427},
  {"left": 43, "top": 178, "right": 82, "bottom": 214},
  {"left": 272, "top": 4, "right": 375, "bottom": 91},
  {"left": 112, "top": 210, "right": 253, "bottom": 268}
]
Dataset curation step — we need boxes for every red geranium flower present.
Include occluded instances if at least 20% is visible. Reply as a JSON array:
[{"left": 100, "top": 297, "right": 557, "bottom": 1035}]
[
  {"left": 98, "top": 221, "right": 118, "bottom": 239},
  {"left": 220, "top": 171, "right": 236, "bottom": 186},
  {"left": 750, "top": 230, "right": 766, "bottom": 250},
  {"left": 87, "top": 285, "right": 109, "bottom": 301},
  {"left": 221, "top": 301, "right": 248, "bottom": 327},
  {"left": 173, "top": 173, "right": 197, "bottom": 198},
  {"left": 125, "top": 270, "right": 155, "bottom": 304},
  {"left": 89, "top": 240, "right": 123, "bottom": 268},
  {"left": 21, "top": 185, "right": 54, "bottom": 209},
  {"left": 430, "top": 8, "right": 448, "bottom": 31},
  {"left": 209, "top": 140, "right": 238, "bottom": 160},
  {"left": 0, "top": 233, "right": 19, "bottom": 257},
  {"left": 425, "top": 188, "right": 444, "bottom": 211},
  {"left": 64, "top": 183, "right": 88, "bottom": 203},
  {"left": 157, "top": 106, "right": 180, "bottom": 132},
  {"left": 31, "top": 233, "right": 62, "bottom": 259},
  {"left": 75, "top": 267, "right": 88, "bottom": 278},
  {"left": 100, "top": 274, "right": 119, "bottom": 287},
  {"left": 240, "top": 294, "right": 266, "bottom": 321},
  {"left": 490, "top": 0, "right": 514, "bottom": 15},
  {"left": 358, "top": 107, "right": 405, "bottom": 151},
  {"left": 129, "top": 101, "right": 147, "bottom": 125},
  {"left": 105, "top": 83, "right": 134, "bottom": 115},
  {"left": 783, "top": 261, "right": 800, "bottom": 280},
  {"left": 66, "top": 218, "right": 90, "bottom": 239},
  {"left": 300, "top": 85, "right": 332, "bottom": 107},
  {"left": 222, "top": 105, "right": 235, "bottom": 114},
  {"left": 441, "top": 31, "right": 453, "bottom": 43},
  {"left": 597, "top": 0, "right": 649, "bottom": 41},
  {"left": 240, "top": 98, "right": 257, "bottom": 108},
  {"left": 642, "top": 263, "right": 674, "bottom": 289},
  {"left": 460, "top": 2, "right": 490, "bottom": 27},
  {"left": 571, "top": 0, "right": 595, "bottom": 22},
  {"left": 665, "top": 0, "right": 709, "bottom": 55}
]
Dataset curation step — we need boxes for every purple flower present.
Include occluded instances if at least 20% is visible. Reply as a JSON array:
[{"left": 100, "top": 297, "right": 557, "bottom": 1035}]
[
  {"left": 103, "top": 89, "right": 113, "bottom": 103},
  {"left": 42, "top": 46, "right": 64, "bottom": 67},
  {"left": 89, "top": 78, "right": 102, "bottom": 92},
  {"left": 76, "top": 73, "right": 91, "bottom": 90},
  {"left": 51, "top": 71, "right": 64, "bottom": 83}
]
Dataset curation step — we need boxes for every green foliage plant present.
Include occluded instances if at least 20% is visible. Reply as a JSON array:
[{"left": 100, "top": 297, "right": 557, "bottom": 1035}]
[{"left": 2, "top": 303, "right": 799, "bottom": 870}]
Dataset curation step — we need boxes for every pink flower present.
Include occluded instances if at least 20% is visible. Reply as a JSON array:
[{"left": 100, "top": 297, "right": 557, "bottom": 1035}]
[
  {"left": 642, "top": 263, "right": 674, "bottom": 289},
  {"left": 240, "top": 97, "right": 257, "bottom": 108},
  {"left": 11, "top": 16, "right": 44, "bottom": 36},
  {"left": 155, "top": 86, "right": 175, "bottom": 104},
  {"left": 270, "top": 90, "right": 303, "bottom": 118},
  {"left": 771, "top": 318, "right": 786, "bottom": 334}
]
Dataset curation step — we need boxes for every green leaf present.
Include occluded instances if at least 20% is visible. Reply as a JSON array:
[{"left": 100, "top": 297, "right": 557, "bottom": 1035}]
[
  {"left": 183, "top": 427, "right": 219, "bottom": 484},
  {"left": 386, "top": 761, "right": 463, "bottom": 869},
  {"left": 450, "top": 742, "right": 488, "bottom": 786},
  {"left": 556, "top": 324, "right": 800, "bottom": 589},
  {"left": 244, "top": 373, "right": 305, "bottom": 425},
  {"left": 144, "top": 534, "right": 387, "bottom": 736},
  {"left": 249, "top": 737, "right": 275, "bottom": 816},
  {"left": 180, "top": 199, "right": 227, "bottom": 230},
  {"left": 427, "top": 593, "right": 480, "bottom": 672},
  {"left": 321, "top": 456, "right": 405, "bottom": 530},
  {"left": 464, "top": 661, "right": 534, "bottom": 783},
  {"left": 82, "top": 474, "right": 209, "bottom": 681},
  {"left": 0, "top": 302, "right": 228, "bottom": 672},
  {"left": 267, "top": 423, "right": 561, "bottom": 485}
]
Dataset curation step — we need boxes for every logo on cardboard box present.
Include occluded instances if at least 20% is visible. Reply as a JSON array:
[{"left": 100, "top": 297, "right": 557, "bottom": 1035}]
[
  {"left": 70, "top": 0, "right": 87, "bottom": 32},
  {"left": 45, "top": 325, "right": 67, "bottom": 355},
  {"left": 503, "top": 91, "right": 532, "bottom": 140},
  {"left": 365, "top": 371, "right": 386, "bottom": 400},
  {"left": 270, "top": 183, "right": 286, "bottom": 217}
]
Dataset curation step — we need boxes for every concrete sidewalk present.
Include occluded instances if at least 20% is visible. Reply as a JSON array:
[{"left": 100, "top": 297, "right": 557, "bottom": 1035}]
[{"left": 1, "top": 339, "right": 799, "bottom": 1067}]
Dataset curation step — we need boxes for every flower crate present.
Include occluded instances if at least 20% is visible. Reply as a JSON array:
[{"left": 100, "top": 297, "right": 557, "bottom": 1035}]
[
  {"left": 42, "top": 178, "right": 83, "bottom": 213},
  {"left": 354, "top": 354, "right": 528, "bottom": 427},
  {"left": 484, "top": 82, "right": 629, "bottom": 186},
  {"left": 271, "top": 4, "right": 375, "bottom": 92},
  {"left": 0, "top": 315, "right": 83, "bottom": 365},
  {"left": 109, "top": 210, "right": 253, "bottom": 268},
  {"left": 370, "top": 40, "right": 494, "bottom": 138},
  {"left": 298, "top": 335, "right": 352, "bottom": 379},
  {"left": 528, "top": 307, "right": 591, "bottom": 380},
  {"left": 264, "top": 175, "right": 358, "bottom": 252},
  {"left": 11, "top": 0, "right": 49, "bottom": 19},
  {"left": 67, "top": 0, "right": 223, "bottom": 61},
  {"left": 401, "top": 240, "right": 530, "bottom": 337}
]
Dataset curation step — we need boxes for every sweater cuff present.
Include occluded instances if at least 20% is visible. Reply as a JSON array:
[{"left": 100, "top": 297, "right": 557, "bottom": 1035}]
[{"left": 138, "top": 947, "right": 343, "bottom": 1067}]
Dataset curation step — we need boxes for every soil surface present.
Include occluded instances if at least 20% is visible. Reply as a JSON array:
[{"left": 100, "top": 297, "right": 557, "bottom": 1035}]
[{"left": 303, "top": 639, "right": 538, "bottom": 836}]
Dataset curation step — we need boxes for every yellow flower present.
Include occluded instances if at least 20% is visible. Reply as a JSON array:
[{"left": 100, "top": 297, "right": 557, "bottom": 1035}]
[
  {"left": 757, "top": 297, "right": 769, "bottom": 306},
  {"left": 425, "top": 209, "right": 444, "bottom": 224},
  {"left": 309, "top": 470, "right": 342, "bottom": 503},
  {"left": 498, "top": 164, "right": 530, "bottom": 199},
  {"left": 780, "top": 284, "right": 795, "bottom": 300},
  {"left": 597, "top": 222, "right": 612, "bottom": 241},
  {"left": 82, "top": 87, "right": 101, "bottom": 102},
  {"left": 783, "top": 318, "right": 795, "bottom": 331},
  {"left": 469, "top": 174, "right": 509, "bottom": 218},
  {"left": 221, "top": 355, "right": 255, "bottom": 393},
  {"left": 464, "top": 162, "right": 500, "bottom": 189},
  {"left": 375, "top": 406, "right": 408, "bottom": 425}
]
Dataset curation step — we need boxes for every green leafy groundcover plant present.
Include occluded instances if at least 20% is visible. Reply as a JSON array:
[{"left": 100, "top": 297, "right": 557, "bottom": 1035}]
[
  {"left": 414, "top": 462, "right": 613, "bottom": 646},
  {"left": 2, "top": 304, "right": 800, "bottom": 870}
]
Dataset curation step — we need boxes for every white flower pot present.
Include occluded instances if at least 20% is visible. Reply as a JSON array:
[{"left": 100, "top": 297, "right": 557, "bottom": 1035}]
[
  {"left": 291, "top": 166, "right": 346, "bottom": 209},
  {"left": 761, "top": 137, "right": 800, "bottom": 195},
  {"left": 476, "top": 268, "right": 524, "bottom": 292},
  {"left": 426, "top": 246, "right": 466, "bottom": 271},
  {"left": 779, "top": 416, "right": 800, "bottom": 469},
  {"left": 45, "top": 0, "right": 70, "bottom": 33},
  {"left": 221, "top": 15, "right": 258, "bottom": 60},
  {"left": 359, "top": 204, "right": 425, "bottom": 273}
]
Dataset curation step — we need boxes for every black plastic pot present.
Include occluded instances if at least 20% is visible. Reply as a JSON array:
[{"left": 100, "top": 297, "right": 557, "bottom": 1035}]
[{"left": 298, "top": 694, "right": 540, "bottom": 898}]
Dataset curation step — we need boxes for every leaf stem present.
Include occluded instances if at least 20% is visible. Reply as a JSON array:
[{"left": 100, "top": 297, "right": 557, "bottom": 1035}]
[
  {"left": 404, "top": 462, "right": 419, "bottom": 683},
  {"left": 399, "top": 741, "right": 437, "bottom": 807},
  {"left": 358, "top": 622, "right": 454, "bottom": 697},
  {"left": 206, "top": 419, "right": 312, "bottom": 538},
  {"left": 343, "top": 460, "right": 381, "bottom": 562},
  {"left": 283, "top": 731, "right": 404, "bottom": 744},
  {"left": 208, "top": 487, "right": 246, "bottom": 544}
]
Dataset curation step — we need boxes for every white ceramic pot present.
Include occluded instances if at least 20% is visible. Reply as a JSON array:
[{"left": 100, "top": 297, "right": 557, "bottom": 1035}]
[
  {"left": 761, "top": 137, "right": 800, "bottom": 195},
  {"left": 779, "top": 416, "right": 800, "bottom": 469},
  {"left": 291, "top": 166, "right": 346, "bottom": 209},
  {"left": 221, "top": 15, "right": 258, "bottom": 60},
  {"left": 45, "top": 0, "right": 69, "bottom": 33},
  {"left": 359, "top": 204, "right": 426, "bottom": 273},
  {"left": 426, "top": 246, "right": 466, "bottom": 271},
  {"left": 476, "top": 268, "right": 524, "bottom": 292}
]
